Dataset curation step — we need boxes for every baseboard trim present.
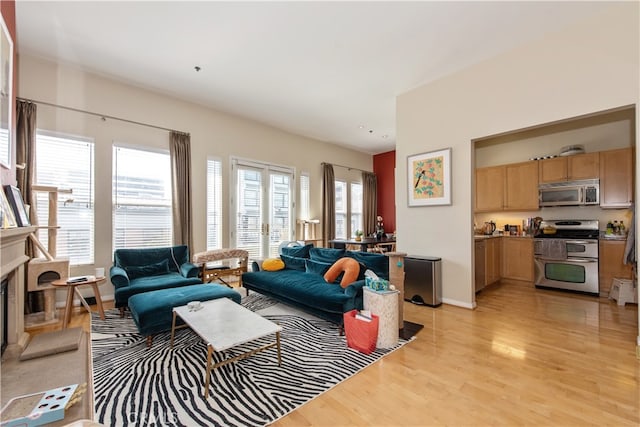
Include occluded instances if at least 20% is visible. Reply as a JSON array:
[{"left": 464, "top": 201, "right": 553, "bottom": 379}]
[{"left": 441, "top": 298, "right": 475, "bottom": 309}]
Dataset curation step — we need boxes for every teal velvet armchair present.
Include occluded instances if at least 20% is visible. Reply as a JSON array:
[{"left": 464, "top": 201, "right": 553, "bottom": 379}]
[{"left": 110, "top": 245, "right": 202, "bottom": 316}]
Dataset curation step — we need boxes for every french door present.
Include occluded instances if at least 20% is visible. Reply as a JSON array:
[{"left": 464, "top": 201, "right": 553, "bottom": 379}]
[{"left": 231, "top": 158, "right": 295, "bottom": 260}]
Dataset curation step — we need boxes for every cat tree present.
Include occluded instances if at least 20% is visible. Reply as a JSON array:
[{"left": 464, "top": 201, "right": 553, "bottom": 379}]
[{"left": 25, "top": 185, "right": 72, "bottom": 327}]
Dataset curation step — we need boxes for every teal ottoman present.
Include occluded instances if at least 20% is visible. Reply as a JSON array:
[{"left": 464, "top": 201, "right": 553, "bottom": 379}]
[{"left": 128, "top": 283, "right": 242, "bottom": 346}]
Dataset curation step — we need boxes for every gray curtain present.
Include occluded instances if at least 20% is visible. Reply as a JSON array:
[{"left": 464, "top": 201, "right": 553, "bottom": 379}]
[
  {"left": 16, "top": 100, "right": 41, "bottom": 312},
  {"left": 322, "top": 163, "right": 335, "bottom": 246},
  {"left": 362, "top": 171, "right": 377, "bottom": 236},
  {"left": 170, "top": 131, "right": 192, "bottom": 251}
]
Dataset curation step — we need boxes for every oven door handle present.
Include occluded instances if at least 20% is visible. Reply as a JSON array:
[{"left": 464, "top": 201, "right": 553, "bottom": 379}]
[
  {"left": 565, "top": 240, "right": 597, "bottom": 245},
  {"left": 534, "top": 256, "right": 597, "bottom": 263}
]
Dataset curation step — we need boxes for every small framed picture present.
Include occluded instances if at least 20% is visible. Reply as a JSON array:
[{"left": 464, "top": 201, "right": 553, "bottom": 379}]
[
  {"left": 4, "top": 185, "right": 30, "bottom": 226},
  {"left": 0, "top": 186, "right": 17, "bottom": 228},
  {"left": 407, "top": 148, "right": 452, "bottom": 207}
]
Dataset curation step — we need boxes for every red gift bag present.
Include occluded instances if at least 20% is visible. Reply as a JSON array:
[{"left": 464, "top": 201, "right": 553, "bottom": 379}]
[{"left": 343, "top": 309, "right": 379, "bottom": 354}]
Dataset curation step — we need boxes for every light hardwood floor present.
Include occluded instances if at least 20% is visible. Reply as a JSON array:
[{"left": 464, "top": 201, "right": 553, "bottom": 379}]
[{"left": 29, "top": 281, "right": 639, "bottom": 426}]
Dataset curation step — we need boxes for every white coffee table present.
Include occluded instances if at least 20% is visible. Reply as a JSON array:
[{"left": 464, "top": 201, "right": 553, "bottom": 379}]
[{"left": 170, "top": 298, "right": 282, "bottom": 398}]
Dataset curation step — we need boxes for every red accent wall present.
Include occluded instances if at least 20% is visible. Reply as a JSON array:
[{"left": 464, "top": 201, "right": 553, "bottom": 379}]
[
  {"left": 0, "top": 0, "right": 16, "bottom": 186},
  {"left": 373, "top": 150, "right": 396, "bottom": 233}
]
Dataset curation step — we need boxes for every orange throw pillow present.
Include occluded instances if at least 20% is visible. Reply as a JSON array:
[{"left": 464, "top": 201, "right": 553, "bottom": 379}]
[{"left": 324, "top": 257, "right": 360, "bottom": 288}]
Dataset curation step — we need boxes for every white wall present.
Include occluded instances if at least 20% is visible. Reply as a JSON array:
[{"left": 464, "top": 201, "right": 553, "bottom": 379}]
[
  {"left": 396, "top": 3, "right": 639, "bottom": 308},
  {"left": 18, "top": 54, "right": 373, "bottom": 303}
]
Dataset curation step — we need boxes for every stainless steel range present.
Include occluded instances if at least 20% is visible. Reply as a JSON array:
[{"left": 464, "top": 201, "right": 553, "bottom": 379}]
[{"left": 534, "top": 219, "right": 599, "bottom": 295}]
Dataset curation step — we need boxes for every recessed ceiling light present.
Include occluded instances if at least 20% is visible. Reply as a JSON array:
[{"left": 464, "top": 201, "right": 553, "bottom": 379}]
[
  {"left": 194, "top": 66, "right": 201, "bottom": 72},
  {"left": 358, "top": 125, "right": 364, "bottom": 129},
  {"left": 382, "top": 134, "right": 389, "bottom": 139}
]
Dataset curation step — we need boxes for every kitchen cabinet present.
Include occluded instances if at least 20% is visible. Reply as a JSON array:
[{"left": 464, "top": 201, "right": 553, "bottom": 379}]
[
  {"left": 475, "top": 162, "right": 538, "bottom": 212},
  {"left": 538, "top": 152, "right": 599, "bottom": 183},
  {"left": 599, "top": 147, "right": 634, "bottom": 208},
  {"left": 501, "top": 237, "right": 534, "bottom": 282},
  {"left": 475, "top": 240, "right": 486, "bottom": 292},
  {"left": 486, "top": 237, "right": 501, "bottom": 285},
  {"left": 504, "top": 161, "right": 539, "bottom": 211},
  {"left": 474, "top": 237, "right": 501, "bottom": 292},
  {"left": 475, "top": 166, "right": 504, "bottom": 212},
  {"left": 599, "top": 239, "right": 633, "bottom": 297}
]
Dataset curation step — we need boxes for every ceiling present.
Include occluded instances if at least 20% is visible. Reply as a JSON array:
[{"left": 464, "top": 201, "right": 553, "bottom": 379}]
[{"left": 15, "top": 1, "right": 612, "bottom": 154}]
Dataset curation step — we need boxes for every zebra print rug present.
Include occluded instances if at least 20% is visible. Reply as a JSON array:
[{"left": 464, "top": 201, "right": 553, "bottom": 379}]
[{"left": 91, "top": 294, "right": 410, "bottom": 426}]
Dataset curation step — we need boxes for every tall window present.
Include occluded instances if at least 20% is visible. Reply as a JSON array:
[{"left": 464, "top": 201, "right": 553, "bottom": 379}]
[
  {"left": 207, "top": 158, "right": 222, "bottom": 250},
  {"left": 350, "top": 182, "right": 363, "bottom": 234},
  {"left": 35, "top": 132, "right": 94, "bottom": 265},
  {"left": 299, "top": 172, "right": 310, "bottom": 220},
  {"left": 335, "top": 180, "right": 347, "bottom": 239},
  {"left": 113, "top": 145, "right": 172, "bottom": 249}
]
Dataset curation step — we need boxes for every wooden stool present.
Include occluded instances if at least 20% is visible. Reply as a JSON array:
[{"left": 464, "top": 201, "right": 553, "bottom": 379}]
[{"left": 51, "top": 276, "right": 106, "bottom": 328}]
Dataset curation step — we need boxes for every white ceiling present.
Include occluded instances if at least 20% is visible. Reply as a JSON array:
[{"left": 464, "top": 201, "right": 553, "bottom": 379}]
[{"left": 15, "top": 1, "right": 611, "bottom": 154}]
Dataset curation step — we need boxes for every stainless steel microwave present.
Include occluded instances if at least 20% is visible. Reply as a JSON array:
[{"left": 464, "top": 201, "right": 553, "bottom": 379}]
[{"left": 538, "top": 179, "right": 599, "bottom": 207}]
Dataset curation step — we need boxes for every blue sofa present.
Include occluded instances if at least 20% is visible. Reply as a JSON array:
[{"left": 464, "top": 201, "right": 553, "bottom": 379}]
[
  {"left": 242, "top": 246, "right": 392, "bottom": 325},
  {"left": 110, "top": 245, "right": 202, "bottom": 315}
]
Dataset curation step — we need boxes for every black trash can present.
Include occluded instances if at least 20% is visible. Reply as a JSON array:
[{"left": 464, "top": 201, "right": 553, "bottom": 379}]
[{"left": 404, "top": 256, "right": 442, "bottom": 307}]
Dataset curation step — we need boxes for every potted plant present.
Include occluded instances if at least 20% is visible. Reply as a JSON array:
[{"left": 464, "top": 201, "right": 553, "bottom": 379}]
[{"left": 354, "top": 229, "right": 364, "bottom": 241}]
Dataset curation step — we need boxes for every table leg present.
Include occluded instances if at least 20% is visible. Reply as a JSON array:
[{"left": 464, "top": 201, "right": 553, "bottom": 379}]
[
  {"left": 170, "top": 311, "right": 177, "bottom": 348},
  {"left": 276, "top": 331, "right": 282, "bottom": 367},
  {"left": 74, "top": 287, "right": 92, "bottom": 313},
  {"left": 205, "top": 345, "right": 213, "bottom": 399},
  {"left": 91, "top": 283, "right": 106, "bottom": 320},
  {"left": 62, "top": 285, "right": 74, "bottom": 329}
]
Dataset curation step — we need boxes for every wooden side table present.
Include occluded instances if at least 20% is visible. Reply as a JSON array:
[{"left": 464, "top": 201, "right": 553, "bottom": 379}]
[{"left": 51, "top": 276, "right": 106, "bottom": 328}]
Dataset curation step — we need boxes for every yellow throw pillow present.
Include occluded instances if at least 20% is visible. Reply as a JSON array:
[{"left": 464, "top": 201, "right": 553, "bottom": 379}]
[{"left": 262, "top": 258, "right": 285, "bottom": 271}]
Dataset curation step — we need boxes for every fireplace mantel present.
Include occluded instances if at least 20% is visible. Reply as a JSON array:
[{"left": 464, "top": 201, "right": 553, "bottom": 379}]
[{"left": 1, "top": 226, "right": 35, "bottom": 356}]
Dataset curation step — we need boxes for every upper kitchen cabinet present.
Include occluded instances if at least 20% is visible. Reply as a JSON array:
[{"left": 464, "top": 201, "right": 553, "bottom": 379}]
[
  {"left": 475, "top": 161, "right": 538, "bottom": 212},
  {"left": 538, "top": 152, "right": 599, "bottom": 183},
  {"left": 599, "top": 147, "right": 634, "bottom": 208},
  {"left": 475, "top": 165, "right": 505, "bottom": 212},
  {"left": 504, "top": 161, "right": 539, "bottom": 210}
]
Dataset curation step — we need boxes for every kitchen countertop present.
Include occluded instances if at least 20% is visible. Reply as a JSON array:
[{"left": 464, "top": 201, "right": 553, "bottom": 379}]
[{"left": 474, "top": 234, "right": 533, "bottom": 240}]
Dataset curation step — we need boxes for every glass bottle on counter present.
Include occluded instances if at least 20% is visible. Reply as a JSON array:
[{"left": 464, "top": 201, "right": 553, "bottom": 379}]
[
  {"left": 606, "top": 221, "right": 614, "bottom": 235},
  {"left": 619, "top": 221, "right": 626, "bottom": 236},
  {"left": 614, "top": 220, "right": 619, "bottom": 234}
]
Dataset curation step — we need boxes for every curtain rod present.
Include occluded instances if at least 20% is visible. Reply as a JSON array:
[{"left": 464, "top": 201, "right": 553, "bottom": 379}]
[
  {"left": 322, "top": 162, "right": 372, "bottom": 174},
  {"left": 17, "top": 97, "right": 189, "bottom": 136}
]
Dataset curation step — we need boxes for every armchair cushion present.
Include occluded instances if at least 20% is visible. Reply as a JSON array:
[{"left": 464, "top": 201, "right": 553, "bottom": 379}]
[{"left": 124, "top": 259, "right": 169, "bottom": 280}]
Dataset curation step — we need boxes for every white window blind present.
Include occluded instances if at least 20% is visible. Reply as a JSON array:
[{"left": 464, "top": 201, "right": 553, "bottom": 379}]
[
  {"left": 350, "top": 182, "right": 363, "bottom": 236},
  {"left": 113, "top": 145, "right": 172, "bottom": 249},
  {"left": 300, "top": 173, "right": 310, "bottom": 220},
  {"left": 206, "top": 158, "right": 222, "bottom": 250},
  {"left": 35, "top": 132, "right": 95, "bottom": 265},
  {"left": 335, "top": 180, "right": 347, "bottom": 239}
]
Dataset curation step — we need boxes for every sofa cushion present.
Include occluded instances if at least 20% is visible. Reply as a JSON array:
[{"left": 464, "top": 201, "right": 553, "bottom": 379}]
[
  {"left": 324, "top": 257, "right": 361, "bottom": 288},
  {"left": 262, "top": 258, "right": 285, "bottom": 271},
  {"left": 280, "top": 254, "right": 307, "bottom": 271},
  {"left": 281, "top": 243, "right": 313, "bottom": 258},
  {"left": 346, "top": 251, "right": 389, "bottom": 280},
  {"left": 305, "top": 259, "right": 332, "bottom": 276},
  {"left": 309, "top": 247, "right": 345, "bottom": 264},
  {"left": 124, "top": 259, "right": 169, "bottom": 280}
]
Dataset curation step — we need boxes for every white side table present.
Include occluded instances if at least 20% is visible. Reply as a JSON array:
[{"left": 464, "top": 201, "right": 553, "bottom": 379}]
[{"left": 363, "top": 287, "right": 399, "bottom": 348}]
